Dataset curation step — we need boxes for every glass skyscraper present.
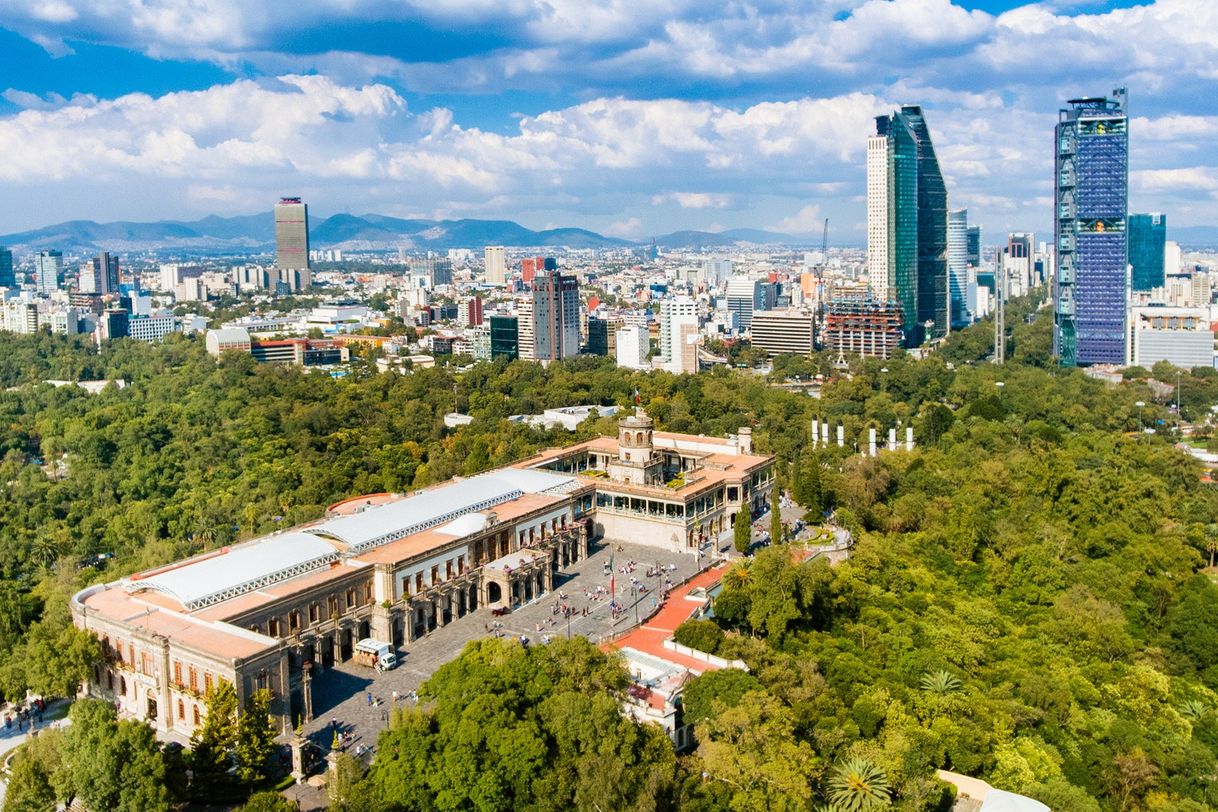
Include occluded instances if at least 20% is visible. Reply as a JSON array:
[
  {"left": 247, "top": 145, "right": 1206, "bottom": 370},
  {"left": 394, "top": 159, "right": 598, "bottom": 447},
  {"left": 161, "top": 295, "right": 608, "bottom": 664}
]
[
  {"left": 947, "top": 209, "right": 971, "bottom": 328},
  {"left": 966, "top": 225, "right": 983, "bottom": 269},
  {"left": 1054, "top": 91, "right": 1129, "bottom": 366},
  {"left": 1128, "top": 213, "right": 1166, "bottom": 291},
  {"left": 867, "top": 106, "right": 949, "bottom": 346},
  {"left": 274, "top": 197, "right": 310, "bottom": 271}
]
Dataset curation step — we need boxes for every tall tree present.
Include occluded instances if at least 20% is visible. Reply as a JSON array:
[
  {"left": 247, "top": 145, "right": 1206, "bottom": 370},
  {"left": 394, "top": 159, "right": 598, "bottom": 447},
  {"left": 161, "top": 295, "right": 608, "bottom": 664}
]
[
  {"left": 236, "top": 687, "right": 277, "bottom": 786},
  {"left": 734, "top": 504, "right": 753, "bottom": 555},
  {"left": 191, "top": 679, "right": 239, "bottom": 793},
  {"left": 770, "top": 481, "right": 784, "bottom": 544}
]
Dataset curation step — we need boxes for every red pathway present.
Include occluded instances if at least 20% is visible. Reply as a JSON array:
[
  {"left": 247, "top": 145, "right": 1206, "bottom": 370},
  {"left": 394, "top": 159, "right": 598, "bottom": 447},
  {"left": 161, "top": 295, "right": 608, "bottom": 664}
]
[{"left": 609, "top": 565, "right": 727, "bottom": 674}]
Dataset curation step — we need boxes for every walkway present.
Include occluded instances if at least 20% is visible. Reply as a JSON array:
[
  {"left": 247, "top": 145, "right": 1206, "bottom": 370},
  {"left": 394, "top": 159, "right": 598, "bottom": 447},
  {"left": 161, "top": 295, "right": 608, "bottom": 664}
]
[{"left": 299, "top": 539, "right": 705, "bottom": 757}]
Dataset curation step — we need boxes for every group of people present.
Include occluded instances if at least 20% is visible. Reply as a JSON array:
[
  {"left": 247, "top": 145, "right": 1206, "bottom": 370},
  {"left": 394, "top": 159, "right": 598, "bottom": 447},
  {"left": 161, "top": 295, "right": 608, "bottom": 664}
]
[{"left": 3, "top": 698, "right": 47, "bottom": 735}]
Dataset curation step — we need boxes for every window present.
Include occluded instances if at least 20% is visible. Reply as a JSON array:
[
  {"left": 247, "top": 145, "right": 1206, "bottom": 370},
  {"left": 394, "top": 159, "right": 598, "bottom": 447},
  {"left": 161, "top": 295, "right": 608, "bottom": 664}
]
[
  {"left": 107, "top": 671, "right": 114, "bottom": 691},
  {"left": 177, "top": 699, "right": 185, "bottom": 720},
  {"left": 416, "top": 573, "right": 424, "bottom": 592},
  {"left": 268, "top": 618, "right": 280, "bottom": 637},
  {"left": 309, "top": 603, "right": 319, "bottom": 623},
  {"left": 346, "top": 589, "right": 355, "bottom": 609},
  {"left": 193, "top": 705, "right": 201, "bottom": 725},
  {"left": 430, "top": 566, "right": 439, "bottom": 585},
  {"left": 141, "top": 652, "right": 155, "bottom": 676},
  {"left": 457, "top": 556, "right": 465, "bottom": 575},
  {"left": 173, "top": 661, "right": 182, "bottom": 686},
  {"left": 204, "top": 673, "right": 213, "bottom": 694},
  {"left": 289, "top": 611, "right": 300, "bottom": 632},
  {"left": 446, "top": 561, "right": 454, "bottom": 580},
  {"left": 328, "top": 595, "right": 338, "bottom": 615},
  {"left": 128, "top": 643, "right": 135, "bottom": 665},
  {"left": 189, "top": 666, "right": 198, "bottom": 692},
  {"left": 119, "top": 676, "right": 126, "bottom": 696}
]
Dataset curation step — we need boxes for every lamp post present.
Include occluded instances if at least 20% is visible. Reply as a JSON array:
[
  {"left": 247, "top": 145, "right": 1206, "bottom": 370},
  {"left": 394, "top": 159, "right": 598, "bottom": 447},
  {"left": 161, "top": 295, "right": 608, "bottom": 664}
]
[
  {"left": 1135, "top": 400, "right": 1145, "bottom": 430},
  {"left": 1177, "top": 370, "right": 1182, "bottom": 416}
]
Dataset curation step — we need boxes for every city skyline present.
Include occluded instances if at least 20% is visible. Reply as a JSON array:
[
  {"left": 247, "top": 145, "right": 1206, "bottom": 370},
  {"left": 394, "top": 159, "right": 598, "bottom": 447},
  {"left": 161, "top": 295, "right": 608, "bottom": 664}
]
[{"left": 0, "top": 1, "right": 1210, "bottom": 242}]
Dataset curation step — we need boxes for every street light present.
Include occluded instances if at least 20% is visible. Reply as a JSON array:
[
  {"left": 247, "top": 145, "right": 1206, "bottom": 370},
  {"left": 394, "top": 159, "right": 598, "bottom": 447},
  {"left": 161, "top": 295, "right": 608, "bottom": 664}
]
[{"left": 1135, "top": 400, "right": 1145, "bottom": 429}]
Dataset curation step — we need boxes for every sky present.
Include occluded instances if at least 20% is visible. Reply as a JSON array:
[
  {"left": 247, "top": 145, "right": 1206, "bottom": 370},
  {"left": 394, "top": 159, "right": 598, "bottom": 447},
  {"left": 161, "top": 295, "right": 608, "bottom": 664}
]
[{"left": 0, "top": 0, "right": 1212, "bottom": 244}]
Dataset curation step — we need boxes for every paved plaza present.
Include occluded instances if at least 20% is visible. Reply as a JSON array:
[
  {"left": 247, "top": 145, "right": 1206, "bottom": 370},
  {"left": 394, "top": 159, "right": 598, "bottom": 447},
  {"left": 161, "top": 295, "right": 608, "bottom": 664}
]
[{"left": 299, "top": 538, "right": 708, "bottom": 757}]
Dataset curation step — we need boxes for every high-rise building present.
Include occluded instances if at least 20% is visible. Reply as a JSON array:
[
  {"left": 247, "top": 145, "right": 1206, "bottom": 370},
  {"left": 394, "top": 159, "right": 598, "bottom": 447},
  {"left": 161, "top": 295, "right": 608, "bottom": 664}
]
[
  {"left": 1129, "top": 213, "right": 1167, "bottom": 292},
  {"left": 0, "top": 247, "right": 13, "bottom": 289},
  {"left": 749, "top": 310, "right": 815, "bottom": 356},
  {"left": 35, "top": 251, "right": 63, "bottom": 295},
  {"left": 489, "top": 315, "right": 519, "bottom": 360},
  {"left": 824, "top": 295, "right": 904, "bottom": 359},
  {"left": 484, "top": 246, "right": 507, "bottom": 285},
  {"left": 462, "top": 296, "right": 483, "bottom": 327},
  {"left": 532, "top": 271, "right": 580, "bottom": 362},
  {"left": 659, "top": 296, "right": 698, "bottom": 363},
  {"left": 517, "top": 298, "right": 535, "bottom": 361},
  {"left": 408, "top": 254, "right": 453, "bottom": 288},
  {"left": 1054, "top": 92, "right": 1129, "bottom": 366},
  {"left": 947, "top": 210, "right": 970, "bottom": 327},
  {"left": 615, "top": 326, "right": 649, "bottom": 371},
  {"left": 94, "top": 252, "right": 120, "bottom": 296},
  {"left": 966, "top": 225, "right": 983, "bottom": 269},
  {"left": 274, "top": 197, "right": 310, "bottom": 276},
  {"left": 1003, "top": 233, "right": 1034, "bottom": 299},
  {"left": 725, "top": 278, "right": 765, "bottom": 333},
  {"left": 867, "top": 106, "right": 949, "bottom": 345},
  {"left": 586, "top": 317, "right": 612, "bottom": 356}
]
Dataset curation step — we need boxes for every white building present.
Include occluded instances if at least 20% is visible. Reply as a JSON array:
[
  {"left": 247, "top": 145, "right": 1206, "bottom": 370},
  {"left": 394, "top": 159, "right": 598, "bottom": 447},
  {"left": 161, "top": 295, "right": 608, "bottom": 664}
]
[
  {"left": 1129, "top": 305, "right": 1214, "bottom": 370},
  {"left": 484, "top": 246, "right": 507, "bottom": 285},
  {"left": 866, "top": 133, "right": 890, "bottom": 298},
  {"left": 749, "top": 310, "right": 814, "bottom": 356},
  {"left": 206, "top": 327, "right": 253, "bottom": 357},
  {"left": 659, "top": 296, "right": 698, "bottom": 365},
  {"left": 517, "top": 297, "right": 536, "bottom": 361},
  {"left": 127, "top": 314, "right": 179, "bottom": 343},
  {"left": 616, "top": 326, "right": 650, "bottom": 371},
  {"left": 35, "top": 251, "right": 63, "bottom": 295},
  {"left": 725, "top": 277, "right": 764, "bottom": 334}
]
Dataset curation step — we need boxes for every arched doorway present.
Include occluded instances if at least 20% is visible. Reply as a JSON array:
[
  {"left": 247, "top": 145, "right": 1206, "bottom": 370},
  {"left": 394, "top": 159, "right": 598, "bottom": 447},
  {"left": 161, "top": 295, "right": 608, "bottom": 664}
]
[
  {"left": 358, "top": 620, "right": 370, "bottom": 640},
  {"left": 147, "top": 691, "right": 158, "bottom": 721},
  {"left": 340, "top": 629, "right": 353, "bottom": 661},
  {"left": 468, "top": 584, "right": 478, "bottom": 611},
  {"left": 487, "top": 582, "right": 502, "bottom": 605}
]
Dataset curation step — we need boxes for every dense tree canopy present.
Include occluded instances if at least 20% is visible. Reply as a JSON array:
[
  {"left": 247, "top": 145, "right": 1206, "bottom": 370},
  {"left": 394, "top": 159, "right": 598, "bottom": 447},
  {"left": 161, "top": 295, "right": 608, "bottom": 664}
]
[{"left": 0, "top": 297, "right": 1216, "bottom": 809}]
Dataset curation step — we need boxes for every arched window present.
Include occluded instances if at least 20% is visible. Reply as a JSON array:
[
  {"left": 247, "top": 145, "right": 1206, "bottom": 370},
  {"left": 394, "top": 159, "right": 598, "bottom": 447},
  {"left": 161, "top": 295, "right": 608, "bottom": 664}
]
[
  {"left": 119, "top": 676, "right": 126, "bottom": 696},
  {"left": 289, "top": 611, "right": 300, "bottom": 632},
  {"left": 193, "top": 705, "right": 201, "bottom": 725},
  {"left": 177, "top": 699, "right": 185, "bottom": 720}
]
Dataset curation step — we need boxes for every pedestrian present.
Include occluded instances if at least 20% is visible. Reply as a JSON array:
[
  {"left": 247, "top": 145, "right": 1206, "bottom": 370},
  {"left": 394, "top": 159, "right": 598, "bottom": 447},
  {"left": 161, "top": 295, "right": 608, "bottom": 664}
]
[
  {"left": 392, "top": 690, "right": 398, "bottom": 703},
  {"left": 331, "top": 717, "right": 338, "bottom": 730},
  {"left": 381, "top": 709, "right": 388, "bottom": 722},
  {"left": 366, "top": 691, "right": 373, "bottom": 706}
]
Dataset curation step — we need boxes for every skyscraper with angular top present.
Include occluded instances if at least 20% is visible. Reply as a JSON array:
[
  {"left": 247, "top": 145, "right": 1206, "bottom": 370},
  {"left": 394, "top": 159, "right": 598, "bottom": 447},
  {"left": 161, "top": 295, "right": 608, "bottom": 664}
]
[
  {"left": 1054, "top": 91, "right": 1129, "bottom": 366},
  {"left": 867, "top": 105, "right": 949, "bottom": 345},
  {"left": 274, "top": 197, "right": 310, "bottom": 274}
]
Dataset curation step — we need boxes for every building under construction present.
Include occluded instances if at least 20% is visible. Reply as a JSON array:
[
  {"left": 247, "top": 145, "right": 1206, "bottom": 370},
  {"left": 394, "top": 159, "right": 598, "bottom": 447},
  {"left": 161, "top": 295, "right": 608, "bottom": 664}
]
[{"left": 824, "top": 295, "right": 904, "bottom": 359}]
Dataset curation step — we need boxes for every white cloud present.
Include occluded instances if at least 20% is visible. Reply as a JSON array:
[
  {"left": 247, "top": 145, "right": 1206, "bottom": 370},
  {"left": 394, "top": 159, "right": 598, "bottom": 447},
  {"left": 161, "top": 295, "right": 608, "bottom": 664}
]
[
  {"left": 605, "top": 216, "right": 643, "bottom": 237},
  {"left": 650, "top": 192, "right": 729, "bottom": 208},
  {"left": 773, "top": 204, "right": 823, "bottom": 236}
]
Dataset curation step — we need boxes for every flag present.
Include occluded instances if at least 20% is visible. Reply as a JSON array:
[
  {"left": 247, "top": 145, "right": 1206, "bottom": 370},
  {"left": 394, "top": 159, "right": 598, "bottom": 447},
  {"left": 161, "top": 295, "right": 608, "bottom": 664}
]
[
  {"left": 609, "top": 549, "right": 615, "bottom": 599},
  {"left": 633, "top": 387, "right": 640, "bottom": 405}
]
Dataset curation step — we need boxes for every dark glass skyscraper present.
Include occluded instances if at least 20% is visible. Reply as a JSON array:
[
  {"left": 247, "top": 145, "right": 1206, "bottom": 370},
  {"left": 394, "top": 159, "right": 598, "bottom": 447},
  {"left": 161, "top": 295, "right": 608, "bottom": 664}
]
[
  {"left": 489, "top": 315, "right": 519, "bottom": 360},
  {"left": 0, "top": 247, "right": 13, "bottom": 289},
  {"left": 966, "top": 225, "right": 983, "bottom": 269},
  {"left": 868, "top": 106, "right": 949, "bottom": 345},
  {"left": 1055, "top": 92, "right": 1128, "bottom": 366},
  {"left": 1128, "top": 213, "right": 1166, "bottom": 291}
]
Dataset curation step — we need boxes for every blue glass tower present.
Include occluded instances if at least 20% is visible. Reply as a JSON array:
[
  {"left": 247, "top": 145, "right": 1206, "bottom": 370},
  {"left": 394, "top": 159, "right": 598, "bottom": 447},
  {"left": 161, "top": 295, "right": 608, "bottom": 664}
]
[
  {"left": 1128, "top": 213, "right": 1166, "bottom": 291},
  {"left": 1055, "top": 91, "right": 1129, "bottom": 366}
]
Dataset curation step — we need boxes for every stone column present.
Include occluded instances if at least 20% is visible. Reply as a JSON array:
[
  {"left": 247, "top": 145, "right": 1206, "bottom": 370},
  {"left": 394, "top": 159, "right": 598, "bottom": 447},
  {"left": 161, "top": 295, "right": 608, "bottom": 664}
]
[
  {"left": 291, "top": 731, "right": 307, "bottom": 784},
  {"left": 156, "top": 634, "right": 173, "bottom": 735},
  {"left": 302, "top": 665, "right": 314, "bottom": 723}
]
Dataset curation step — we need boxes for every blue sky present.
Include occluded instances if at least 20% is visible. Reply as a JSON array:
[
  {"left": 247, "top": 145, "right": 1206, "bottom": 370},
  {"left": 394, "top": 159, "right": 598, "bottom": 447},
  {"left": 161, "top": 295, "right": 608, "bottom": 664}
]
[{"left": 0, "top": 0, "right": 1210, "bottom": 244}]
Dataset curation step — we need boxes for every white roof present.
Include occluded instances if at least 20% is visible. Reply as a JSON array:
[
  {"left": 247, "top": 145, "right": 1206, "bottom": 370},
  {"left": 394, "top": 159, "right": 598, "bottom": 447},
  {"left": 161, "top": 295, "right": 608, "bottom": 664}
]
[
  {"left": 981, "top": 791, "right": 1050, "bottom": 812},
  {"left": 129, "top": 532, "right": 339, "bottom": 611},
  {"left": 307, "top": 468, "right": 575, "bottom": 553}
]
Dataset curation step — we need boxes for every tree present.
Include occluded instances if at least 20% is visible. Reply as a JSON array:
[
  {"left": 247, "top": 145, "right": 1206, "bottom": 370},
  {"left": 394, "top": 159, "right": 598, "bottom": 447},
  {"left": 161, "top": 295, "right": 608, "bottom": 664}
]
[
  {"left": 672, "top": 619, "right": 725, "bottom": 655},
  {"left": 681, "top": 668, "right": 763, "bottom": 724},
  {"left": 191, "top": 679, "right": 239, "bottom": 793},
  {"left": 53, "top": 699, "right": 169, "bottom": 812},
  {"left": 734, "top": 504, "right": 753, "bottom": 555},
  {"left": 827, "top": 757, "right": 891, "bottom": 811},
  {"left": 236, "top": 687, "right": 277, "bottom": 785},
  {"left": 919, "top": 670, "right": 962, "bottom": 695},
  {"left": 4, "top": 729, "right": 62, "bottom": 812},
  {"left": 800, "top": 456, "right": 824, "bottom": 519},
  {"left": 238, "top": 791, "right": 300, "bottom": 812},
  {"left": 329, "top": 752, "right": 366, "bottom": 810},
  {"left": 770, "top": 482, "right": 784, "bottom": 544}
]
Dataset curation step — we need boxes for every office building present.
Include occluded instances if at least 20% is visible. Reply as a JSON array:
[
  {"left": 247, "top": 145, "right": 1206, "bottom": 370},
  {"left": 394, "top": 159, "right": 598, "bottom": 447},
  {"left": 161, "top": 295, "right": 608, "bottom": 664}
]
[
  {"left": 127, "top": 314, "right": 178, "bottom": 343},
  {"left": 517, "top": 299, "right": 536, "bottom": 361},
  {"left": 1054, "top": 91, "right": 1129, "bottom": 366},
  {"left": 459, "top": 297, "right": 483, "bottom": 328},
  {"left": 749, "top": 310, "right": 815, "bottom": 356},
  {"left": 484, "top": 246, "right": 507, "bottom": 285},
  {"left": 409, "top": 255, "right": 453, "bottom": 288},
  {"left": 667, "top": 319, "right": 702, "bottom": 375},
  {"left": 947, "top": 210, "right": 970, "bottom": 327},
  {"left": 0, "top": 247, "right": 13, "bottom": 289},
  {"left": 205, "top": 327, "right": 253, "bottom": 357},
  {"left": 72, "top": 416, "right": 772, "bottom": 737},
  {"left": 868, "top": 106, "right": 949, "bottom": 345},
  {"left": 1129, "top": 213, "right": 1167, "bottom": 292},
  {"left": 532, "top": 271, "right": 580, "bottom": 362},
  {"left": 586, "top": 317, "right": 611, "bottom": 356},
  {"left": 48, "top": 308, "right": 80, "bottom": 336},
  {"left": 94, "top": 252, "right": 120, "bottom": 296},
  {"left": 2, "top": 300, "right": 38, "bottom": 334},
  {"left": 274, "top": 197, "right": 310, "bottom": 277},
  {"left": 1129, "top": 305, "right": 1213, "bottom": 369},
  {"left": 489, "top": 315, "right": 519, "bottom": 360},
  {"left": 616, "top": 326, "right": 649, "bottom": 370},
  {"left": 966, "top": 225, "right": 983, "bottom": 269},
  {"left": 101, "top": 309, "right": 129, "bottom": 341},
  {"left": 725, "top": 278, "right": 765, "bottom": 333},
  {"left": 659, "top": 297, "right": 698, "bottom": 363},
  {"left": 1003, "top": 233, "right": 1034, "bottom": 299},
  {"left": 35, "top": 251, "right": 63, "bottom": 295}
]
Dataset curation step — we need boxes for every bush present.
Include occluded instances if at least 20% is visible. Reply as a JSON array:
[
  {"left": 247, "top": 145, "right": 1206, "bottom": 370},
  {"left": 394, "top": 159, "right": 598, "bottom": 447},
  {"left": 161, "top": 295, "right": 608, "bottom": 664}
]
[{"left": 672, "top": 619, "right": 724, "bottom": 655}]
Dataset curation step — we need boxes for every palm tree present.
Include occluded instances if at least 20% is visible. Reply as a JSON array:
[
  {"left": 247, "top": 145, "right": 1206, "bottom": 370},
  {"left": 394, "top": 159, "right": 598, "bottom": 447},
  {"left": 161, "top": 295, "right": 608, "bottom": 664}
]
[
  {"left": 1207, "top": 538, "right": 1217, "bottom": 570},
  {"left": 1179, "top": 699, "right": 1210, "bottom": 722},
  {"left": 828, "top": 758, "right": 891, "bottom": 812},
  {"left": 920, "top": 669, "right": 963, "bottom": 695},
  {"left": 722, "top": 561, "right": 751, "bottom": 591},
  {"left": 30, "top": 536, "right": 59, "bottom": 570}
]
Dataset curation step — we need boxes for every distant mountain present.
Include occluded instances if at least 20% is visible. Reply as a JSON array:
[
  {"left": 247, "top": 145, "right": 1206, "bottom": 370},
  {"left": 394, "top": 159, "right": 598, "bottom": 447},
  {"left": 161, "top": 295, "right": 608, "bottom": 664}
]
[
  {"left": 651, "top": 228, "right": 806, "bottom": 248},
  {"left": 0, "top": 212, "right": 634, "bottom": 255}
]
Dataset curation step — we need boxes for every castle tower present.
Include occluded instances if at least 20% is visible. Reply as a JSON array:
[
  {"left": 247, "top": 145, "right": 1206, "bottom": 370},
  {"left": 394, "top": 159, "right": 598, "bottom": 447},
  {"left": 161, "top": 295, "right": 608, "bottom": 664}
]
[{"left": 617, "top": 408, "right": 654, "bottom": 464}]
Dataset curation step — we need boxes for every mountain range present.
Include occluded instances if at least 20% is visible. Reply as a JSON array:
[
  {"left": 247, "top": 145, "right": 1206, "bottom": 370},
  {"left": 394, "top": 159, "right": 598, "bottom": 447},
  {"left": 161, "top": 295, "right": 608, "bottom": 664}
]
[{"left": 0, "top": 212, "right": 807, "bottom": 255}]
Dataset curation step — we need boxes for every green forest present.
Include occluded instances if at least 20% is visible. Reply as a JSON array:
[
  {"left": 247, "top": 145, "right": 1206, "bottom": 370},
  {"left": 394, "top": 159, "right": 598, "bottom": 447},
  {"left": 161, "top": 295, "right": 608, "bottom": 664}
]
[{"left": 3, "top": 299, "right": 1218, "bottom": 810}]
